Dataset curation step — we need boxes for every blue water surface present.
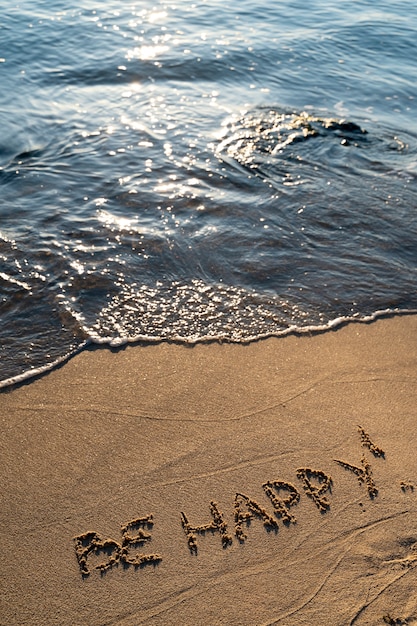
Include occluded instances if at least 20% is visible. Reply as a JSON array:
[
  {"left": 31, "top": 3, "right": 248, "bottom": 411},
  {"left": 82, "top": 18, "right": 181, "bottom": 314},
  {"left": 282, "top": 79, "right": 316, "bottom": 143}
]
[{"left": 0, "top": 0, "right": 416, "bottom": 386}]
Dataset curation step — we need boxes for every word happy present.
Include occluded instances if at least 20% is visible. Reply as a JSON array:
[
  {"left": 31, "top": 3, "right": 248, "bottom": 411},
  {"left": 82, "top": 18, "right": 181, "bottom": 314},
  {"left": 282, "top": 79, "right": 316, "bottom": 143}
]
[{"left": 73, "top": 426, "right": 414, "bottom": 577}]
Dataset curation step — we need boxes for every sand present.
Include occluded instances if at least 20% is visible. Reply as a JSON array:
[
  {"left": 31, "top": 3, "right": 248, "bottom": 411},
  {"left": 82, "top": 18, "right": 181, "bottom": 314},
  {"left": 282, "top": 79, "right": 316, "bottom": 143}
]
[{"left": 0, "top": 315, "right": 416, "bottom": 625}]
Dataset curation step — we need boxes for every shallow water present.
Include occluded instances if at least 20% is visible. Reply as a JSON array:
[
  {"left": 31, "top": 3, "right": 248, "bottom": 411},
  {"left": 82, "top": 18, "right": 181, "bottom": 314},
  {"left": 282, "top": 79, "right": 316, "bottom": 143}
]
[{"left": 1, "top": 0, "right": 416, "bottom": 387}]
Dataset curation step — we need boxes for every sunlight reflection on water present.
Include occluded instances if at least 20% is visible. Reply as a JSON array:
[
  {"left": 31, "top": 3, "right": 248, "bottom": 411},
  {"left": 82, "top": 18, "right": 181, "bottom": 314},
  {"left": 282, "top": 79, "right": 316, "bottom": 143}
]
[{"left": 0, "top": 0, "right": 416, "bottom": 386}]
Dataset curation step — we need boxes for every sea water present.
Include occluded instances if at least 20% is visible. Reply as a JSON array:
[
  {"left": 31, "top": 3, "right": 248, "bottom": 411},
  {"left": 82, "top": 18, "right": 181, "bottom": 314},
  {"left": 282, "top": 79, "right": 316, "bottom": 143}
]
[{"left": 1, "top": 0, "right": 416, "bottom": 387}]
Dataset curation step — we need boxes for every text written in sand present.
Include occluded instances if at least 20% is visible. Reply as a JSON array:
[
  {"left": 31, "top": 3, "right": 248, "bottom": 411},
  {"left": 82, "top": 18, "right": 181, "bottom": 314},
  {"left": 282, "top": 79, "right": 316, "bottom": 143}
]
[{"left": 73, "top": 426, "right": 415, "bottom": 577}]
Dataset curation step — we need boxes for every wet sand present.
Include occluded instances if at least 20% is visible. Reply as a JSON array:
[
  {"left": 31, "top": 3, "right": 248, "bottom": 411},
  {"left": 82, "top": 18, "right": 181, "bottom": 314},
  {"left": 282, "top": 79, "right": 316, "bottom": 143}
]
[{"left": 1, "top": 315, "right": 416, "bottom": 625}]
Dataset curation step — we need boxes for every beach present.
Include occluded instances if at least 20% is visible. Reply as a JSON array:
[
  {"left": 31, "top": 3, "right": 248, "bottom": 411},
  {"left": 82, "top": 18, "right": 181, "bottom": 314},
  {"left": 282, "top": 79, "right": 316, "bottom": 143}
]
[
  {"left": 1, "top": 2, "right": 416, "bottom": 623},
  {"left": 1, "top": 314, "right": 416, "bottom": 625}
]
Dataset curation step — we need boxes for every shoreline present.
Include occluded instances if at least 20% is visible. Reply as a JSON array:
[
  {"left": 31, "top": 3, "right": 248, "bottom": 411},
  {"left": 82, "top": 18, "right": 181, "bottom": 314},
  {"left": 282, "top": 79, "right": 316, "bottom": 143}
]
[
  {"left": 1, "top": 307, "right": 416, "bottom": 393},
  {"left": 1, "top": 315, "right": 416, "bottom": 625}
]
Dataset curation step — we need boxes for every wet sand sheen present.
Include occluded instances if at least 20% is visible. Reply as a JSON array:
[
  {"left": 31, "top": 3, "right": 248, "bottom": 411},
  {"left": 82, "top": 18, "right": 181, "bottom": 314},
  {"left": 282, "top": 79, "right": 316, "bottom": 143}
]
[{"left": 0, "top": 315, "right": 416, "bottom": 625}]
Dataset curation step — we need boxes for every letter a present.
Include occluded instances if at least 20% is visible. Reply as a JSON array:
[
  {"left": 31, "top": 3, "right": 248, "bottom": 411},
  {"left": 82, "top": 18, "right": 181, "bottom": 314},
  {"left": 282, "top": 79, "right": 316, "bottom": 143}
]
[{"left": 234, "top": 493, "right": 278, "bottom": 543}]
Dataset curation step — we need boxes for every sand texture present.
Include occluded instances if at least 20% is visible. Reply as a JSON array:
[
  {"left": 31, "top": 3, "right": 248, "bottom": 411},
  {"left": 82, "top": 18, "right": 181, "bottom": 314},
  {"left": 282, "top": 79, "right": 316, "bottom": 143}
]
[{"left": 1, "top": 315, "right": 416, "bottom": 625}]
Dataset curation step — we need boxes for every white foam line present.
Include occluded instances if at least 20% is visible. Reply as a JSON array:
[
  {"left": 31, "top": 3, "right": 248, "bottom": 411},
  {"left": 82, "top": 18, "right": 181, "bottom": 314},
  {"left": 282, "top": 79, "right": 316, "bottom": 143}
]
[
  {"left": 87, "top": 308, "right": 417, "bottom": 347},
  {"left": 1, "top": 308, "right": 416, "bottom": 391},
  {"left": 0, "top": 341, "right": 89, "bottom": 390}
]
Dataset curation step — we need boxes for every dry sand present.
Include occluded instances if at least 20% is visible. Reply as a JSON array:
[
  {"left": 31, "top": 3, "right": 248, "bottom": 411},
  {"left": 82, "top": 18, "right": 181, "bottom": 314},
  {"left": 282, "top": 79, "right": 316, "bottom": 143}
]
[{"left": 1, "top": 315, "right": 416, "bottom": 625}]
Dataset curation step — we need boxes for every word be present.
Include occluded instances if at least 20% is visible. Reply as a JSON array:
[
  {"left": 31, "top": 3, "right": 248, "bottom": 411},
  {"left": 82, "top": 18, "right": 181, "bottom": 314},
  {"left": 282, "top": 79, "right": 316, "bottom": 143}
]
[{"left": 74, "top": 515, "right": 161, "bottom": 577}]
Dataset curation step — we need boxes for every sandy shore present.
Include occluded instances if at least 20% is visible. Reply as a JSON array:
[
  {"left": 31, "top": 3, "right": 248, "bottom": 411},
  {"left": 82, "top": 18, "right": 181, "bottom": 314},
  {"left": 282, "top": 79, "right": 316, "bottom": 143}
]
[{"left": 1, "top": 315, "right": 416, "bottom": 625}]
